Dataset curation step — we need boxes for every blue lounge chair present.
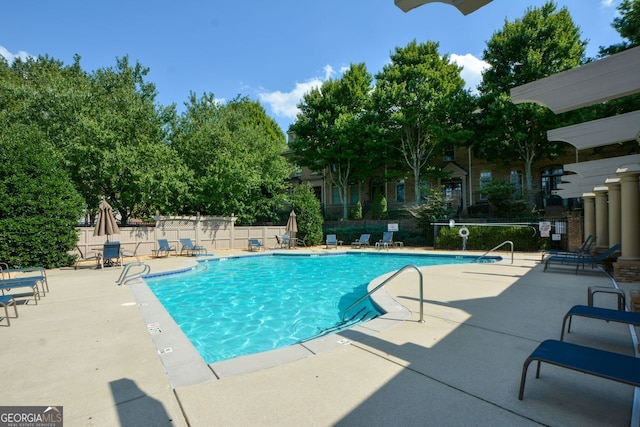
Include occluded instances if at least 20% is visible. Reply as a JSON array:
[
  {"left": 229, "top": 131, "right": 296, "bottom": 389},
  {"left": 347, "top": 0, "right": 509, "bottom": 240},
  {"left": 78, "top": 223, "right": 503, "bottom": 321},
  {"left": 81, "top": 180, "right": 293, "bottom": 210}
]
[
  {"left": 99, "top": 242, "right": 123, "bottom": 269},
  {"left": 0, "top": 278, "right": 42, "bottom": 304},
  {"left": 560, "top": 304, "right": 640, "bottom": 340},
  {"left": 0, "top": 266, "right": 49, "bottom": 295},
  {"left": 326, "top": 234, "right": 338, "bottom": 249},
  {"left": 541, "top": 234, "right": 594, "bottom": 261},
  {"left": 248, "top": 239, "right": 265, "bottom": 252},
  {"left": 180, "top": 238, "right": 207, "bottom": 256},
  {"left": 375, "top": 232, "right": 394, "bottom": 250},
  {"left": 0, "top": 295, "right": 18, "bottom": 326},
  {"left": 351, "top": 234, "right": 370, "bottom": 249},
  {"left": 544, "top": 243, "right": 620, "bottom": 274},
  {"left": 519, "top": 339, "right": 640, "bottom": 400},
  {"left": 153, "top": 239, "right": 177, "bottom": 258}
]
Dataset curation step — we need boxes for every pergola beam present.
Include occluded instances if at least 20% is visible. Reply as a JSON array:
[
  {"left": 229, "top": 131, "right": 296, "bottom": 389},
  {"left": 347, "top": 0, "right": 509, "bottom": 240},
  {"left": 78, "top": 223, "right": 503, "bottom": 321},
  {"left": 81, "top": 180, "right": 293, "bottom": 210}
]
[
  {"left": 547, "top": 110, "right": 640, "bottom": 150},
  {"left": 394, "top": 0, "right": 492, "bottom": 14},
  {"left": 510, "top": 46, "right": 640, "bottom": 114}
]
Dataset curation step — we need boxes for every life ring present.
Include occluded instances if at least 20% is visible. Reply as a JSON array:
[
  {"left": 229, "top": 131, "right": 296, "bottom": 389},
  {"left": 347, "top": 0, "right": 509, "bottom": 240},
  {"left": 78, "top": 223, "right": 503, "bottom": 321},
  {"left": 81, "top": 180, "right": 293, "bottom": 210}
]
[{"left": 458, "top": 227, "right": 470, "bottom": 238}]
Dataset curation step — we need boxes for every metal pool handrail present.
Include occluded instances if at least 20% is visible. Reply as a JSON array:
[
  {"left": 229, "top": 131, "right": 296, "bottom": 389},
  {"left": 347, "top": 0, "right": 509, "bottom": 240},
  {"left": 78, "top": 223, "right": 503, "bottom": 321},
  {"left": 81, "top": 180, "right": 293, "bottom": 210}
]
[
  {"left": 341, "top": 264, "right": 425, "bottom": 323},
  {"left": 116, "top": 261, "right": 151, "bottom": 286},
  {"left": 472, "top": 240, "right": 514, "bottom": 264}
]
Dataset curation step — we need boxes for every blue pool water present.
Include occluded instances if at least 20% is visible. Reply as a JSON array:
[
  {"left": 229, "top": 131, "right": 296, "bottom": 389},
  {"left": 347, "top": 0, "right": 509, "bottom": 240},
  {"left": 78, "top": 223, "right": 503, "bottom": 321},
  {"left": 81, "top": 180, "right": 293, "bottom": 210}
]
[{"left": 145, "top": 252, "right": 493, "bottom": 363}]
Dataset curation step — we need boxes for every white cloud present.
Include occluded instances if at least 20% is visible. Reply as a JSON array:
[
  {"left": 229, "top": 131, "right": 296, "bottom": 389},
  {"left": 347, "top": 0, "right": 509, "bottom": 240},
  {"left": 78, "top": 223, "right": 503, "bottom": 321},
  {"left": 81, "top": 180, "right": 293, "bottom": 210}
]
[
  {"left": 258, "top": 64, "right": 338, "bottom": 121},
  {"left": 450, "top": 53, "right": 490, "bottom": 93},
  {"left": 0, "top": 45, "right": 33, "bottom": 64},
  {"left": 600, "top": 0, "right": 616, "bottom": 7},
  {"left": 259, "top": 56, "right": 489, "bottom": 129}
]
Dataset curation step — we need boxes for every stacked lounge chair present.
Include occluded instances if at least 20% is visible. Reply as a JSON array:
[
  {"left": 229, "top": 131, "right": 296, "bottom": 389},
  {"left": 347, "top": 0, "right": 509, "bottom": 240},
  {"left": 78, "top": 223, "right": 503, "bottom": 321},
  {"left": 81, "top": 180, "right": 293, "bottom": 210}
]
[{"left": 543, "top": 243, "right": 620, "bottom": 274}]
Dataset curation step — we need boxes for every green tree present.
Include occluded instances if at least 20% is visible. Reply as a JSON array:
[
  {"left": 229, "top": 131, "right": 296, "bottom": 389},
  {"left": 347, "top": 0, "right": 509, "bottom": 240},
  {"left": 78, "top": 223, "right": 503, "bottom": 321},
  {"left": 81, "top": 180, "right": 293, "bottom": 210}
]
[
  {"left": 371, "top": 189, "right": 388, "bottom": 220},
  {"left": 409, "top": 186, "right": 449, "bottom": 222},
  {"left": 478, "top": 181, "right": 530, "bottom": 218},
  {"left": 0, "top": 123, "right": 84, "bottom": 268},
  {"left": 477, "top": 1, "right": 586, "bottom": 206},
  {"left": 172, "top": 93, "right": 291, "bottom": 223},
  {"left": 350, "top": 200, "right": 363, "bottom": 220},
  {"left": 5, "top": 55, "right": 190, "bottom": 223},
  {"left": 373, "top": 40, "right": 475, "bottom": 205},
  {"left": 291, "top": 183, "right": 323, "bottom": 246},
  {"left": 289, "top": 63, "right": 378, "bottom": 219},
  {"left": 71, "top": 57, "right": 190, "bottom": 223},
  {"left": 599, "top": 0, "right": 640, "bottom": 56}
]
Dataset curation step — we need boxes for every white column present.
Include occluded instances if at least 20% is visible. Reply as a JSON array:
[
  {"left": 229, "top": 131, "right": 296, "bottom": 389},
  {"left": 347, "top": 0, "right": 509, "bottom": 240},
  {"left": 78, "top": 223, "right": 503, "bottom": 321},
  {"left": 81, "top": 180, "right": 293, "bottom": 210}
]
[
  {"left": 616, "top": 167, "right": 640, "bottom": 261},
  {"left": 582, "top": 193, "right": 596, "bottom": 243},
  {"left": 605, "top": 178, "right": 621, "bottom": 248},
  {"left": 593, "top": 186, "right": 609, "bottom": 249}
]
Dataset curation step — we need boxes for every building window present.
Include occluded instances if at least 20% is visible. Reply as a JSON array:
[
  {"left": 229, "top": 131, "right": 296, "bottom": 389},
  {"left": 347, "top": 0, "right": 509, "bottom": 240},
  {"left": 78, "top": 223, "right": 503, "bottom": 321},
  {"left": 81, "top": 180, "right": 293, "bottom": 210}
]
[
  {"left": 349, "top": 184, "right": 359, "bottom": 203},
  {"left": 541, "top": 167, "right": 563, "bottom": 195},
  {"left": 479, "top": 171, "right": 491, "bottom": 200},
  {"left": 510, "top": 170, "right": 523, "bottom": 197},
  {"left": 332, "top": 186, "right": 341, "bottom": 204},
  {"left": 443, "top": 147, "right": 455, "bottom": 161},
  {"left": 294, "top": 167, "right": 302, "bottom": 177},
  {"left": 396, "top": 179, "right": 405, "bottom": 203}
]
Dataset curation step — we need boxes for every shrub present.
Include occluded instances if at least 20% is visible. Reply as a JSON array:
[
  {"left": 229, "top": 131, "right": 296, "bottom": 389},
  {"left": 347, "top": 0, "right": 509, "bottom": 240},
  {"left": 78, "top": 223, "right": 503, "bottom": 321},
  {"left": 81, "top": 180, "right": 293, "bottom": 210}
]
[
  {"left": 371, "top": 190, "right": 387, "bottom": 220},
  {"left": 0, "top": 124, "right": 84, "bottom": 268},
  {"left": 291, "top": 183, "right": 323, "bottom": 246},
  {"left": 350, "top": 201, "right": 363, "bottom": 220},
  {"left": 435, "top": 225, "right": 544, "bottom": 251}
]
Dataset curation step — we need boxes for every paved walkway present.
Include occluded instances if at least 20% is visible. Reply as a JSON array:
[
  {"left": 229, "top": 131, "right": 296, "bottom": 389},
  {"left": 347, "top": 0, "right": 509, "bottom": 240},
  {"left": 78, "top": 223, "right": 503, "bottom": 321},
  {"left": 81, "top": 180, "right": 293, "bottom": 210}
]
[{"left": 3, "top": 249, "right": 639, "bottom": 426}]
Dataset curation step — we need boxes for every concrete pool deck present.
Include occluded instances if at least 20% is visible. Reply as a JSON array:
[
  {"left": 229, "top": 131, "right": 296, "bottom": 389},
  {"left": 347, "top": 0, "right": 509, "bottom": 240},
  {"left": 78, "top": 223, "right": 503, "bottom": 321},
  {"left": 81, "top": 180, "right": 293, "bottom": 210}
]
[{"left": 3, "top": 248, "right": 640, "bottom": 426}]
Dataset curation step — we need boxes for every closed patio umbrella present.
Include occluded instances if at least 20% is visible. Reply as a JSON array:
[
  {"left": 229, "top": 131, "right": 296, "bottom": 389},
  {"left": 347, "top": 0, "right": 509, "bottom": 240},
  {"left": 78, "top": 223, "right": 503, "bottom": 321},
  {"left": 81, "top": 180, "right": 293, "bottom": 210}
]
[
  {"left": 286, "top": 210, "right": 298, "bottom": 247},
  {"left": 93, "top": 199, "right": 120, "bottom": 242}
]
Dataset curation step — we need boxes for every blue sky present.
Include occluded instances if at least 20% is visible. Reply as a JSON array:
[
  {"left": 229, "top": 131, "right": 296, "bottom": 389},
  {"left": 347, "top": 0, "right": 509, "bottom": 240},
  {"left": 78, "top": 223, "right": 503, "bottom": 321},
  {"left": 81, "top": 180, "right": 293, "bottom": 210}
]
[{"left": 0, "top": 1, "right": 624, "bottom": 133}]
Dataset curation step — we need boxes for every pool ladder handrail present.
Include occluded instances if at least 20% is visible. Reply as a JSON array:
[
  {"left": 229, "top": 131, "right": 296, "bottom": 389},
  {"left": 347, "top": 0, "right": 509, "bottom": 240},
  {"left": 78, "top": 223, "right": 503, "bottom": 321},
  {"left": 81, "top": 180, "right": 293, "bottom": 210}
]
[
  {"left": 472, "top": 240, "right": 514, "bottom": 264},
  {"left": 341, "top": 264, "right": 424, "bottom": 324},
  {"left": 116, "top": 261, "right": 151, "bottom": 286}
]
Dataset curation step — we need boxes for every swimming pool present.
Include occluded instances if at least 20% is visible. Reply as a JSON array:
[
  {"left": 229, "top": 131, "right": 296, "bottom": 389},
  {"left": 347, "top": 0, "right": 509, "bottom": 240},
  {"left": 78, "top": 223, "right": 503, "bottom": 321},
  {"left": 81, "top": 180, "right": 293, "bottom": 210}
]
[{"left": 145, "top": 252, "right": 494, "bottom": 363}]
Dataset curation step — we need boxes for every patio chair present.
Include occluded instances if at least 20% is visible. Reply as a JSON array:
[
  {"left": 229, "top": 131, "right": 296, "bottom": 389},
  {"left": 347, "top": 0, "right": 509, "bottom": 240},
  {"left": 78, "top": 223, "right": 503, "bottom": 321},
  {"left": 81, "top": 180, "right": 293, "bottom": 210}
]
[
  {"left": 560, "top": 304, "right": 640, "bottom": 341},
  {"left": 248, "top": 239, "right": 266, "bottom": 252},
  {"left": 326, "top": 234, "right": 339, "bottom": 249},
  {"left": 543, "top": 243, "right": 620, "bottom": 274},
  {"left": 0, "top": 266, "right": 49, "bottom": 294},
  {"left": 99, "top": 241, "right": 123, "bottom": 269},
  {"left": 519, "top": 339, "right": 640, "bottom": 400},
  {"left": 0, "top": 278, "right": 42, "bottom": 304},
  {"left": 375, "top": 232, "right": 394, "bottom": 250},
  {"left": 120, "top": 241, "right": 142, "bottom": 262},
  {"left": 153, "top": 239, "right": 177, "bottom": 258},
  {"left": 0, "top": 295, "right": 18, "bottom": 326},
  {"left": 74, "top": 246, "right": 100, "bottom": 270},
  {"left": 351, "top": 234, "right": 370, "bottom": 249},
  {"left": 180, "top": 238, "right": 207, "bottom": 256},
  {"left": 541, "top": 234, "right": 594, "bottom": 261}
]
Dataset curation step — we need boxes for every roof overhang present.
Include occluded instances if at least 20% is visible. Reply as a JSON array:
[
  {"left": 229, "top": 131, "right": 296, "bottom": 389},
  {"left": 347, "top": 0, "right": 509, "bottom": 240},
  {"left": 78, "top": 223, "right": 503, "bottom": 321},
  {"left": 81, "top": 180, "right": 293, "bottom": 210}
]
[
  {"left": 547, "top": 110, "right": 640, "bottom": 150},
  {"left": 510, "top": 46, "right": 640, "bottom": 114},
  {"left": 394, "top": 0, "right": 492, "bottom": 14},
  {"left": 554, "top": 154, "right": 640, "bottom": 199}
]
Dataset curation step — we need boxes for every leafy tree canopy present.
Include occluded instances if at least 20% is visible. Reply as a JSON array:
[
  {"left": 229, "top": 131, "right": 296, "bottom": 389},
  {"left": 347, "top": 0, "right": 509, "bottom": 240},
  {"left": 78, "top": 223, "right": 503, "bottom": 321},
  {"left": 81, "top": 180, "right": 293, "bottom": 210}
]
[
  {"left": 477, "top": 1, "right": 586, "bottom": 204},
  {"left": 373, "top": 40, "right": 475, "bottom": 204},
  {"left": 0, "top": 123, "right": 84, "bottom": 267},
  {"left": 289, "top": 63, "right": 378, "bottom": 219},
  {"left": 599, "top": 0, "right": 640, "bottom": 56},
  {"left": 172, "top": 93, "right": 291, "bottom": 223}
]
